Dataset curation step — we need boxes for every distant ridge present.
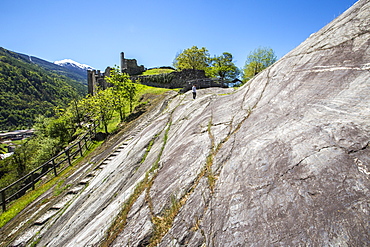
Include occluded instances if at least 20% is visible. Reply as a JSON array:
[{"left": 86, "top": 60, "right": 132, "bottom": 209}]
[{"left": 15, "top": 52, "right": 89, "bottom": 85}]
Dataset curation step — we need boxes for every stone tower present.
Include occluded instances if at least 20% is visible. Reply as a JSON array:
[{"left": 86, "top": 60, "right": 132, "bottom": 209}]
[
  {"left": 120, "top": 52, "right": 125, "bottom": 73},
  {"left": 120, "top": 52, "right": 145, "bottom": 75}
]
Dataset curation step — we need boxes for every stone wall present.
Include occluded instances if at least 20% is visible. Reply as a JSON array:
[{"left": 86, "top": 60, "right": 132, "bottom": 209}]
[{"left": 133, "top": 69, "right": 224, "bottom": 91}]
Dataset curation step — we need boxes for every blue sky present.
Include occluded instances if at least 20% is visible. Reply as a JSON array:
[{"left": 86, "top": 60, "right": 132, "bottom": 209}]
[{"left": 1, "top": 0, "right": 358, "bottom": 70}]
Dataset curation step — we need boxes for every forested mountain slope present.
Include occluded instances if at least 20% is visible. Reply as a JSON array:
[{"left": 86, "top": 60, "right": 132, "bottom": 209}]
[
  {"left": 0, "top": 47, "right": 87, "bottom": 130},
  {"left": 16, "top": 53, "right": 90, "bottom": 84}
]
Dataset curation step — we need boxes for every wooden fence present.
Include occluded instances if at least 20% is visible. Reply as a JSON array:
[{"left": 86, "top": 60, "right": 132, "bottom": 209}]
[{"left": 0, "top": 123, "right": 98, "bottom": 212}]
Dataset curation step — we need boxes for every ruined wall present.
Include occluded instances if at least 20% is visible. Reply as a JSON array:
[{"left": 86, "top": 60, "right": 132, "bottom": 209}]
[
  {"left": 88, "top": 67, "right": 221, "bottom": 95},
  {"left": 120, "top": 52, "right": 145, "bottom": 76},
  {"left": 87, "top": 67, "right": 110, "bottom": 95},
  {"left": 88, "top": 53, "right": 223, "bottom": 93},
  {"left": 88, "top": 67, "right": 222, "bottom": 94},
  {"left": 134, "top": 69, "right": 223, "bottom": 90}
]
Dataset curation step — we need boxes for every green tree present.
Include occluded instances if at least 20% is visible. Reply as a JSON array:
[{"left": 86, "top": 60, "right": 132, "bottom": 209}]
[
  {"left": 33, "top": 115, "right": 52, "bottom": 137},
  {"left": 27, "top": 136, "right": 58, "bottom": 169},
  {"left": 46, "top": 116, "right": 73, "bottom": 145},
  {"left": 106, "top": 66, "right": 132, "bottom": 122},
  {"left": 173, "top": 46, "right": 211, "bottom": 70},
  {"left": 77, "top": 95, "right": 99, "bottom": 124},
  {"left": 95, "top": 88, "right": 115, "bottom": 134},
  {"left": 243, "top": 47, "right": 277, "bottom": 82},
  {"left": 11, "top": 142, "right": 32, "bottom": 178},
  {"left": 7, "top": 131, "right": 58, "bottom": 181},
  {"left": 106, "top": 66, "right": 138, "bottom": 118},
  {"left": 123, "top": 78, "right": 138, "bottom": 114},
  {"left": 68, "top": 94, "right": 84, "bottom": 128},
  {"left": 33, "top": 109, "right": 74, "bottom": 147},
  {"left": 209, "top": 52, "right": 240, "bottom": 83}
]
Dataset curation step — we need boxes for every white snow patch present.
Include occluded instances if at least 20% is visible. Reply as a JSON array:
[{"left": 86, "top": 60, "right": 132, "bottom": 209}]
[{"left": 54, "top": 59, "right": 94, "bottom": 70}]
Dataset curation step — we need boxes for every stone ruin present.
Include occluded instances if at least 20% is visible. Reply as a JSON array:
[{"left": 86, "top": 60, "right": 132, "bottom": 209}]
[
  {"left": 87, "top": 52, "right": 225, "bottom": 95},
  {"left": 87, "top": 52, "right": 145, "bottom": 95},
  {"left": 132, "top": 69, "right": 225, "bottom": 91},
  {"left": 120, "top": 52, "right": 145, "bottom": 76},
  {"left": 87, "top": 67, "right": 110, "bottom": 95}
]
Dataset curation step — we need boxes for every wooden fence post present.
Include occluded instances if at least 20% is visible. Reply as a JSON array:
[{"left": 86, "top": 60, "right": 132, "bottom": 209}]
[
  {"left": 31, "top": 172, "right": 35, "bottom": 190},
  {"left": 92, "top": 121, "right": 97, "bottom": 137},
  {"left": 66, "top": 149, "right": 71, "bottom": 166},
  {"left": 78, "top": 141, "right": 83, "bottom": 157},
  {"left": 84, "top": 135, "right": 89, "bottom": 150},
  {"left": 52, "top": 159, "right": 57, "bottom": 176},
  {"left": 88, "top": 124, "right": 93, "bottom": 140},
  {"left": 1, "top": 190, "right": 5, "bottom": 212}
]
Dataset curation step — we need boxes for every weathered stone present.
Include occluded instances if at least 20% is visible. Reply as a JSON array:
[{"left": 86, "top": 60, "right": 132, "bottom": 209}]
[
  {"left": 111, "top": 193, "right": 153, "bottom": 247},
  {"left": 1, "top": 1, "right": 369, "bottom": 246},
  {"left": 120, "top": 52, "right": 145, "bottom": 76}
]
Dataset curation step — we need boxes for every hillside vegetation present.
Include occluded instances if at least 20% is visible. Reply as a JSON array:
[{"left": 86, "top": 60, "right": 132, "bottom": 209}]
[
  {"left": 16, "top": 54, "right": 88, "bottom": 84},
  {"left": 0, "top": 83, "right": 172, "bottom": 229},
  {"left": 0, "top": 47, "right": 87, "bottom": 130}
]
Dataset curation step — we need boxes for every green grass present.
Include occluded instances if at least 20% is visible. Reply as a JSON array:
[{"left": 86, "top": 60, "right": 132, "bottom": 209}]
[
  {"left": 150, "top": 195, "right": 182, "bottom": 247},
  {"left": 53, "top": 181, "right": 71, "bottom": 197},
  {"left": 0, "top": 143, "right": 7, "bottom": 154},
  {"left": 136, "top": 84, "right": 173, "bottom": 95},
  {"left": 141, "top": 68, "right": 175, "bottom": 76},
  {"left": 103, "top": 111, "right": 121, "bottom": 134},
  {"left": 0, "top": 172, "right": 65, "bottom": 228}
]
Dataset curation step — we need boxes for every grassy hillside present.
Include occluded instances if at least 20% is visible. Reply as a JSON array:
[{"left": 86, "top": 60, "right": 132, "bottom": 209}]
[
  {"left": 142, "top": 68, "right": 175, "bottom": 75},
  {"left": 0, "top": 47, "right": 87, "bottom": 130}
]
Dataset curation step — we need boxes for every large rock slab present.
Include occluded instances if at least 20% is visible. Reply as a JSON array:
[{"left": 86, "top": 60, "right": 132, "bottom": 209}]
[{"left": 158, "top": 1, "right": 370, "bottom": 246}]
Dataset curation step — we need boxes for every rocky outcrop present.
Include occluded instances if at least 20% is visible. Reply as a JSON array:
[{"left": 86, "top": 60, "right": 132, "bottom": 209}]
[{"left": 2, "top": 0, "right": 369, "bottom": 246}]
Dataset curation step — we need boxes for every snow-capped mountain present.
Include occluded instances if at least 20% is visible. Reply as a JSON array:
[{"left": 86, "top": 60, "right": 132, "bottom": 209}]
[
  {"left": 13, "top": 51, "right": 89, "bottom": 85},
  {"left": 54, "top": 59, "right": 94, "bottom": 71}
]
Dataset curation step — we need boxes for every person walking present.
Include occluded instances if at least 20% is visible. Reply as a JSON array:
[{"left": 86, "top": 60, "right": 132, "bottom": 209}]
[{"left": 192, "top": 85, "right": 197, "bottom": 99}]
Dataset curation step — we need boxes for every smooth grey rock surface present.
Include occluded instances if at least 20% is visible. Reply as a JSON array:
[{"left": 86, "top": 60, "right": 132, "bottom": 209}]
[{"left": 2, "top": 0, "right": 369, "bottom": 246}]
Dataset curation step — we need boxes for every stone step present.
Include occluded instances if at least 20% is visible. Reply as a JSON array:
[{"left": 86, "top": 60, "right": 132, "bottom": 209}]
[
  {"left": 86, "top": 170, "right": 98, "bottom": 177},
  {"left": 105, "top": 156, "right": 116, "bottom": 161},
  {"left": 99, "top": 164, "right": 107, "bottom": 169},
  {"left": 79, "top": 178, "right": 90, "bottom": 185},
  {"left": 50, "top": 194, "right": 75, "bottom": 210},
  {"left": 34, "top": 209, "right": 59, "bottom": 225},
  {"left": 67, "top": 184, "right": 85, "bottom": 195}
]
